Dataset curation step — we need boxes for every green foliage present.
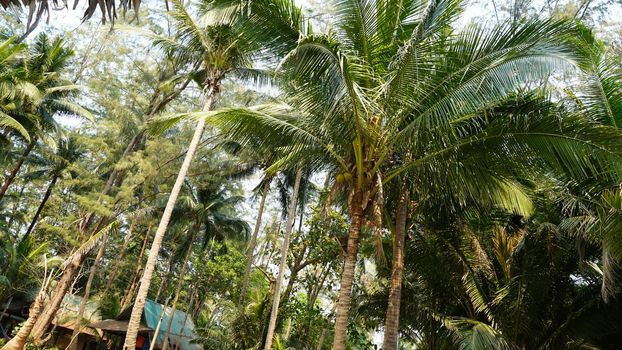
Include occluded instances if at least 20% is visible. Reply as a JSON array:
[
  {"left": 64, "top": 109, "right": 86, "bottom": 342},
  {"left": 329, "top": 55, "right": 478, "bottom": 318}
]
[{"left": 3, "top": 1, "right": 622, "bottom": 350}]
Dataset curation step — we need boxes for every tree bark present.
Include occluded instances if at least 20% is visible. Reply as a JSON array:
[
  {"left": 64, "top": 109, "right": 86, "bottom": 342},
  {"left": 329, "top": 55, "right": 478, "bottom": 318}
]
[
  {"left": 148, "top": 296, "right": 170, "bottom": 350},
  {"left": 239, "top": 180, "right": 270, "bottom": 311},
  {"left": 161, "top": 232, "right": 194, "bottom": 350},
  {"left": 102, "top": 220, "right": 137, "bottom": 297},
  {"left": 23, "top": 176, "right": 58, "bottom": 239},
  {"left": 122, "top": 83, "right": 217, "bottom": 350},
  {"left": 67, "top": 236, "right": 108, "bottom": 350},
  {"left": 0, "top": 140, "right": 36, "bottom": 203},
  {"left": 30, "top": 252, "right": 82, "bottom": 343},
  {"left": 315, "top": 328, "right": 327, "bottom": 350},
  {"left": 263, "top": 167, "right": 302, "bottom": 350},
  {"left": 332, "top": 192, "right": 365, "bottom": 350},
  {"left": 153, "top": 254, "right": 175, "bottom": 304},
  {"left": 382, "top": 188, "right": 409, "bottom": 350}
]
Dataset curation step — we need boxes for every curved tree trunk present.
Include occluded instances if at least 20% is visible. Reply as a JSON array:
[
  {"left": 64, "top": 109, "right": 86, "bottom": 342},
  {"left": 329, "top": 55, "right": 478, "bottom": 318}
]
[
  {"left": 382, "top": 188, "right": 409, "bottom": 350},
  {"left": 161, "top": 232, "right": 194, "bottom": 350},
  {"left": 0, "top": 140, "right": 36, "bottom": 203},
  {"left": 67, "top": 236, "right": 108, "bottom": 350},
  {"left": 263, "top": 167, "right": 302, "bottom": 350},
  {"left": 239, "top": 180, "right": 270, "bottom": 311},
  {"left": 122, "top": 84, "right": 217, "bottom": 350},
  {"left": 30, "top": 252, "right": 83, "bottom": 343},
  {"left": 332, "top": 192, "right": 365, "bottom": 350},
  {"left": 148, "top": 297, "right": 170, "bottom": 350},
  {"left": 23, "top": 176, "right": 58, "bottom": 239}
]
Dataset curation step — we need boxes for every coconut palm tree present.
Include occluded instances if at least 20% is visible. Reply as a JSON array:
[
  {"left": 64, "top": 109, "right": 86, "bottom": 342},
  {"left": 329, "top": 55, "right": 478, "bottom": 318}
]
[
  {"left": 22, "top": 136, "right": 84, "bottom": 239},
  {"left": 198, "top": 1, "right": 622, "bottom": 347},
  {"left": 0, "top": 37, "right": 30, "bottom": 142},
  {"left": 121, "top": 1, "right": 304, "bottom": 348},
  {"left": 161, "top": 180, "right": 250, "bottom": 350},
  {"left": 0, "top": 33, "right": 92, "bottom": 203}
]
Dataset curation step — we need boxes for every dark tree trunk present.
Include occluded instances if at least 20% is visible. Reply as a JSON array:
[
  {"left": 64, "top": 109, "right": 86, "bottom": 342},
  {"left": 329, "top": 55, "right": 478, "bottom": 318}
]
[
  {"left": 23, "top": 176, "right": 59, "bottom": 239},
  {"left": 332, "top": 187, "right": 366, "bottom": 350},
  {"left": 0, "top": 140, "right": 36, "bottom": 203},
  {"left": 382, "top": 188, "right": 409, "bottom": 350}
]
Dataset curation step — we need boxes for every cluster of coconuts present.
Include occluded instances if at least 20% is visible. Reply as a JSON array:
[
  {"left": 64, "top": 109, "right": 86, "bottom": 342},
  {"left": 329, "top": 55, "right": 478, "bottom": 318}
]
[{"left": 335, "top": 172, "right": 353, "bottom": 184}]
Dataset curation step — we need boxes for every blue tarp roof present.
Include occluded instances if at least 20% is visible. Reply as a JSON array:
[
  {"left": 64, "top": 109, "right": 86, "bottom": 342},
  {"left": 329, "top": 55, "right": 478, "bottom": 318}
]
[{"left": 142, "top": 299, "right": 201, "bottom": 350}]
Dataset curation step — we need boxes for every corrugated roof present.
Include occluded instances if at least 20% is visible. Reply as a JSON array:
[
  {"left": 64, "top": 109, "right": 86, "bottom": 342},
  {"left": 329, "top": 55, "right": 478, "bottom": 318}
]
[
  {"left": 143, "top": 299, "right": 201, "bottom": 350},
  {"left": 89, "top": 320, "right": 152, "bottom": 334},
  {"left": 119, "top": 299, "right": 201, "bottom": 350}
]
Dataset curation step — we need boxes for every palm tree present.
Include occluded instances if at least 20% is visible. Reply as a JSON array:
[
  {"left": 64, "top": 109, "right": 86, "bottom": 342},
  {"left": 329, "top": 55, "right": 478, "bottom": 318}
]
[
  {"left": 22, "top": 136, "right": 84, "bottom": 239},
  {"left": 161, "top": 180, "right": 249, "bottom": 350},
  {"left": 0, "top": 37, "right": 30, "bottom": 141},
  {"left": 0, "top": 34, "right": 92, "bottom": 203},
  {"left": 264, "top": 166, "right": 302, "bottom": 350},
  {"left": 122, "top": 1, "right": 304, "bottom": 348},
  {"left": 201, "top": 1, "right": 622, "bottom": 347}
]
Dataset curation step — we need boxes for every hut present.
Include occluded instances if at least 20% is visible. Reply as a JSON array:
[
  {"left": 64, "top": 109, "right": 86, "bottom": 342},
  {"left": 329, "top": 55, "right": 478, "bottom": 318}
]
[
  {"left": 47, "top": 294, "right": 102, "bottom": 350},
  {"left": 92, "top": 299, "right": 200, "bottom": 350}
]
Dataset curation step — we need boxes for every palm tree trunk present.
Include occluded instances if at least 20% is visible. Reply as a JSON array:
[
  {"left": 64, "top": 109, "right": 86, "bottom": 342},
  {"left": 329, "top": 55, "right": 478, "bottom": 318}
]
[
  {"left": 122, "top": 83, "right": 217, "bottom": 350},
  {"left": 67, "top": 236, "right": 108, "bottom": 350},
  {"left": 332, "top": 190, "right": 365, "bottom": 350},
  {"left": 315, "top": 328, "right": 327, "bottom": 350},
  {"left": 102, "top": 221, "right": 137, "bottom": 297},
  {"left": 0, "top": 140, "right": 36, "bottom": 203},
  {"left": 23, "top": 176, "right": 59, "bottom": 239},
  {"left": 239, "top": 180, "right": 270, "bottom": 311},
  {"left": 148, "top": 297, "right": 170, "bottom": 350},
  {"left": 121, "top": 227, "right": 154, "bottom": 311},
  {"left": 30, "top": 252, "right": 83, "bottom": 343},
  {"left": 161, "top": 232, "right": 194, "bottom": 350},
  {"left": 2, "top": 259, "right": 53, "bottom": 350},
  {"left": 153, "top": 254, "right": 175, "bottom": 304},
  {"left": 382, "top": 188, "right": 409, "bottom": 350},
  {"left": 263, "top": 167, "right": 302, "bottom": 350}
]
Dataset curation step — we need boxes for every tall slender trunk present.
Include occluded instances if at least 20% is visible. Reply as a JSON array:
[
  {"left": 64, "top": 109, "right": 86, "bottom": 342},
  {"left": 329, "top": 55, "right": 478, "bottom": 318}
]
[
  {"left": 332, "top": 192, "right": 365, "bottom": 350},
  {"left": 23, "top": 176, "right": 58, "bottom": 239},
  {"left": 30, "top": 252, "right": 83, "bottom": 343},
  {"left": 121, "top": 227, "right": 154, "bottom": 311},
  {"left": 148, "top": 297, "right": 170, "bottom": 350},
  {"left": 122, "top": 83, "right": 218, "bottom": 350},
  {"left": 382, "top": 188, "right": 409, "bottom": 350},
  {"left": 67, "top": 236, "right": 108, "bottom": 350},
  {"left": 315, "top": 328, "right": 327, "bottom": 350},
  {"left": 0, "top": 296, "right": 13, "bottom": 325},
  {"left": 30, "top": 127, "right": 149, "bottom": 343},
  {"left": 102, "top": 221, "right": 137, "bottom": 297},
  {"left": 239, "top": 180, "right": 270, "bottom": 310},
  {"left": 154, "top": 254, "right": 175, "bottom": 304},
  {"left": 0, "top": 140, "right": 36, "bottom": 203},
  {"left": 174, "top": 291, "right": 195, "bottom": 349},
  {"left": 263, "top": 167, "right": 302, "bottom": 350},
  {"left": 161, "top": 232, "right": 195, "bottom": 350}
]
